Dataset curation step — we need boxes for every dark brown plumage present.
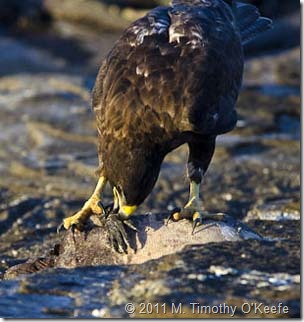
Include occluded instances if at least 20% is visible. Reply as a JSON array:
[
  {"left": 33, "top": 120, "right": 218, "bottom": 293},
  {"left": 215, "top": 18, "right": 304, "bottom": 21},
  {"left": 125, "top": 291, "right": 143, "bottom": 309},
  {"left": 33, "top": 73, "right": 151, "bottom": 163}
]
[
  {"left": 62, "top": 0, "right": 272, "bottom": 252},
  {"left": 92, "top": 0, "right": 270, "bottom": 206}
]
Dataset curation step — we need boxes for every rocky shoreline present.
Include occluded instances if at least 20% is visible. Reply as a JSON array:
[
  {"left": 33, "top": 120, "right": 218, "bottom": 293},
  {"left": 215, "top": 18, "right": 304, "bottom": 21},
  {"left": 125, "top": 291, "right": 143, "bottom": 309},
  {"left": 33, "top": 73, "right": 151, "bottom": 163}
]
[{"left": 0, "top": 0, "right": 300, "bottom": 318}]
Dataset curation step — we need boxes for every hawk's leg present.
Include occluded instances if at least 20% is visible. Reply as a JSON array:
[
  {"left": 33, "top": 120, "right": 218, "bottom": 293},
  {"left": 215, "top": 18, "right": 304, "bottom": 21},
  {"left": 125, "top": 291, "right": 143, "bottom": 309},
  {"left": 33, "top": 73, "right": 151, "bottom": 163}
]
[
  {"left": 62, "top": 176, "right": 107, "bottom": 230},
  {"left": 171, "top": 137, "right": 215, "bottom": 232}
]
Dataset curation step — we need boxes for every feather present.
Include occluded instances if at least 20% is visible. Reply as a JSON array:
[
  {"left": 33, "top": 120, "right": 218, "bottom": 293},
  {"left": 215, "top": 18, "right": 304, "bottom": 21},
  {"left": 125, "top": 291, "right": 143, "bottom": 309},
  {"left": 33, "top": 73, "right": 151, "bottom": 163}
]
[
  {"left": 235, "top": 2, "right": 272, "bottom": 45},
  {"left": 241, "top": 17, "right": 273, "bottom": 45},
  {"left": 236, "top": 4, "right": 260, "bottom": 30}
]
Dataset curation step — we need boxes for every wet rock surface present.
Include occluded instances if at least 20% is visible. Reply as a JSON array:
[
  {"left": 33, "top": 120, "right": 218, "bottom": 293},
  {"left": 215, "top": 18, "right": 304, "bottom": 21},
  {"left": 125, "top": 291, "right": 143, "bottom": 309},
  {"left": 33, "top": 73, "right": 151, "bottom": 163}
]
[
  {"left": 3, "top": 212, "right": 264, "bottom": 279},
  {"left": 0, "top": 2, "right": 300, "bottom": 318},
  {"left": 0, "top": 221, "right": 300, "bottom": 318}
]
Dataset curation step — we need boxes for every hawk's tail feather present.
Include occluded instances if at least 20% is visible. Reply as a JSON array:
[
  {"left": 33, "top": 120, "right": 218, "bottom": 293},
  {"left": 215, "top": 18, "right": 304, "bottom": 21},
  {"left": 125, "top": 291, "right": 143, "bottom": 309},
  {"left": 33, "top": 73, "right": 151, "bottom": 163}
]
[
  {"left": 235, "top": 2, "right": 272, "bottom": 45},
  {"left": 241, "top": 17, "right": 273, "bottom": 45},
  {"left": 236, "top": 4, "right": 260, "bottom": 30}
]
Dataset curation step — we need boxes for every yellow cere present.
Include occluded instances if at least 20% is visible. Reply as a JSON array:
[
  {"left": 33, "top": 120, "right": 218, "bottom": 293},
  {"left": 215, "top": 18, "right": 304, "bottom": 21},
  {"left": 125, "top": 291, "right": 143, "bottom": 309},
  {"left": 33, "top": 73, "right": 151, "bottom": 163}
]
[{"left": 121, "top": 205, "right": 137, "bottom": 216}]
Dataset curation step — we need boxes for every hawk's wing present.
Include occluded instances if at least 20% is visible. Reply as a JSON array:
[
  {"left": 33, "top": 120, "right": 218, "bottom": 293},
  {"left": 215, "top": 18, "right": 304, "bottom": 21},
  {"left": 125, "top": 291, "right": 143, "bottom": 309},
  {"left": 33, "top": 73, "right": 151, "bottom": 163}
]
[
  {"left": 93, "top": 0, "right": 270, "bottom": 145},
  {"left": 93, "top": 2, "right": 243, "bottom": 142}
]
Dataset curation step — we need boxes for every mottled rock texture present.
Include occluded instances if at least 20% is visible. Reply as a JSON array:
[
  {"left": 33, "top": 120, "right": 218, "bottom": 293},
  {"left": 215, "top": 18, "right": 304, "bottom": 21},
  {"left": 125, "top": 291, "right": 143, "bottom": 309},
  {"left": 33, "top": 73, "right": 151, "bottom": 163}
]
[{"left": 3, "top": 212, "right": 263, "bottom": 279}]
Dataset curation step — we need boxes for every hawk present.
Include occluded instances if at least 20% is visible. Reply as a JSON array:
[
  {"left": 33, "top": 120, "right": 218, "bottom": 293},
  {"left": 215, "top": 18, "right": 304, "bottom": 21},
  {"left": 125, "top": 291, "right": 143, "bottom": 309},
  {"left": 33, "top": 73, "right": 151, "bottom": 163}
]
[{"left": 61, "top": 0, "right": 272, "bottom": 252}]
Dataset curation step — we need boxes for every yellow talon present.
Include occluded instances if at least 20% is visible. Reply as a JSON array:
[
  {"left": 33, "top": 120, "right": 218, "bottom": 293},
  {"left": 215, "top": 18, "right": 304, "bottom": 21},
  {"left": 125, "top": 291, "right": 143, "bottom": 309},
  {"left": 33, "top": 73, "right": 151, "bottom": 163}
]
[
  {"left": 62, "top": 176, "right": 107, "bottom": 230},
  {"left": 169, "top": 182, "right": 203, "bottom": 225},
  {"left": 171, "top": 209, "right": 201, "bottom": 221},
  {"left": 171, "top": 181, "right": 201, "bottom": 221},
  {"left": 192, "top": 211, "right": 201, "bottom": 222},
  {"left": 172, "top": 212, "right": 182, "bottom": 221},
  {"left": 63, "top": 210, "right": 90, "bottom": 230},
  {"left": 63, "top": 195, "right": 105, "bottom": 230}
]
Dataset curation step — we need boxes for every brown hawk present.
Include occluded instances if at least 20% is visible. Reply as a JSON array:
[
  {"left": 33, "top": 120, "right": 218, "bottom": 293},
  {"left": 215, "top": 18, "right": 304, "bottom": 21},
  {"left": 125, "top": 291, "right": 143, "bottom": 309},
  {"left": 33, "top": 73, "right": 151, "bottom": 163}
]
[{"left": 61, "top": 0, "right": 272, "bottom": 252}]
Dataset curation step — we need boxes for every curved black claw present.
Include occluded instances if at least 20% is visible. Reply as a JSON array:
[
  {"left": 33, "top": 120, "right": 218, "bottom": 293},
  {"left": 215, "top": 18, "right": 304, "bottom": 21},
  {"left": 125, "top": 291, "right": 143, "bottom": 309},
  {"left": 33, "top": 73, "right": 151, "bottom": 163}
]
[
  {"left": 96, "top": 201, "right": 105, "bottom": 216},
  {"left": 57, "top": 222, "right": 64, "bottom": 234},
  {"left": 192, "top": 216, "right": 203, "bottom": 235},
  {"left": 71, "top": 222, "right": 84, "bottom": 232},
  {"left": 124, "top": 220, "right": 138, "bottom": 232},
  {"left": 104, "top": 213, "right": 136, "bottom": 254},
  {"left": 56, "top": 221, "right": 84, "bottom": 235}
]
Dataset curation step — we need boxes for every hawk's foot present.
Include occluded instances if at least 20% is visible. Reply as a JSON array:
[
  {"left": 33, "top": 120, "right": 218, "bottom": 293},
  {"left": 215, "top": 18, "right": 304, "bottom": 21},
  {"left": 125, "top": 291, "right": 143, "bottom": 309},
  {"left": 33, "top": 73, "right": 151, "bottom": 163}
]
[
  {"left": 168, "top": 207, "right": 205, "bottom": 235},
  {"left": 103, "top": 213, "right": 137, "bottom": 254},
  {"left": 61, "top": 195, "right": 105, "bottom": 231},
  {"left": 168, "top": 207, "right": 226, "bottom": 234},
  {"left": 167, "top": 180, "right": 205, "bottom": 234}
]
